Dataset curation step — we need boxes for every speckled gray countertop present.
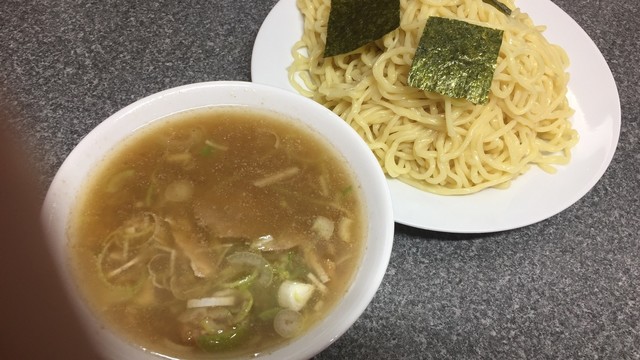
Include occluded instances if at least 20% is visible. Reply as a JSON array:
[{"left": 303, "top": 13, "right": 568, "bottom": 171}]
[{"left": 1, "top": 0, "right": 638, "bottom": 359}]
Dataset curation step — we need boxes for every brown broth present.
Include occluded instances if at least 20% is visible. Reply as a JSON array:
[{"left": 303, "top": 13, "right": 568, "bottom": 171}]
[{"left": 68, "top": 107, "right": 366, "bottom": 359}]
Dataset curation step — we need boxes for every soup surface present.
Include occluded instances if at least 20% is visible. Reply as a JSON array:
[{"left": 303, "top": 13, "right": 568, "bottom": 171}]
[{"left": 69, "top": 107, "right": 366, "bottom": 358}]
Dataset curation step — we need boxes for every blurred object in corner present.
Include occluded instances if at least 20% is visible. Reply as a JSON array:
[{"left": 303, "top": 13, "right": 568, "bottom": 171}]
[{"left": 0, "top": 98, "right": 102, "bottom": 360}]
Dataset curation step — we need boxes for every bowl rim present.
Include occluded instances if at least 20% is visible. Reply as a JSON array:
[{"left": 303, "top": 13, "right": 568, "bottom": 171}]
[{"left": 41, "top": 81, "right": 394, "bottom": 359}]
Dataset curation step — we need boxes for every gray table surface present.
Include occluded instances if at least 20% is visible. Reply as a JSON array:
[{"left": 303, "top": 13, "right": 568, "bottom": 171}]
[{"left": 1, "top": 0, "right": 638, "bottom": 359}]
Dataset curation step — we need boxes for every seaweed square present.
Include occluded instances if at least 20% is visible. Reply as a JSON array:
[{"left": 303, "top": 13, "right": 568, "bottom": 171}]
[
  {"left": 482, "top": 0, "right": 512, "bottom": 16},
  {"left": 408, "top": 17, "right": 503, "bottom": 105},
  {"left": 324, "top": 0, "right": 400, "bottom": 57}
]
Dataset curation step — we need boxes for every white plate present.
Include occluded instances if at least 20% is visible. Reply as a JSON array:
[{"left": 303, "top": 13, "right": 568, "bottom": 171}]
[{"left": 251, "top": 0, "right": 621, "bottom": 233}]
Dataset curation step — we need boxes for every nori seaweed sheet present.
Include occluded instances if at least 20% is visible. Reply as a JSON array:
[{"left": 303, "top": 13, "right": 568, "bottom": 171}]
[
  {"left": 407, "top": 17, "right": 503, "bottom": 105},
  {"left": 482, "top": 0, "right": 512, "bottom": 16},
  {"left": 324, "top": 0, "right": 400, "bottom": 57}
]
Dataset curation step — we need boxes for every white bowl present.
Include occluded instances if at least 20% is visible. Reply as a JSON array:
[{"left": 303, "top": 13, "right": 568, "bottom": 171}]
[{"left": 41, "top": 81, "right": 394, "bottom": 360}]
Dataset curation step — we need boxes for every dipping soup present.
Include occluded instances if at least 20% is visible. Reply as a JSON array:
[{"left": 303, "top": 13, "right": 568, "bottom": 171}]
[{"left": 69, "top": 107, "right": 366, "bottom": 359}]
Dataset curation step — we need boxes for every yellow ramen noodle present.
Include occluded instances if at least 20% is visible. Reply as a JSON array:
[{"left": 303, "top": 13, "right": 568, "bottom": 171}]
[{"left": 288, "top": 0, "right": 578, "bottom": 195}]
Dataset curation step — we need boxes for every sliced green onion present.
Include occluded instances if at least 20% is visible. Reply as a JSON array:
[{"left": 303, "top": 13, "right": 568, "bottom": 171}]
[
  {"left": 258, "top": 307, "right": 282, "bottom": 321},
  {"left": 147, "top": 252, "right": 175, "bottom": 289},
  {"left": 341, "top": 185, "right": 353, "bottom": 197},
  {"left": 278, "top": 280, "right": 315, "bottom": 312},
  {"left": 223, "top": 269, "right": 258, "bottom": 288},
  {"left": 232, "top": 289, "right": 254, "bottom": 323},
  {"left": 273, "top": 309, "right": 303, "bottom": 338},
  {"left": 226, "top": 251, "right": 273, "bottom": 287},
  {"left": 196, "top": 320, "right": 248, "bottom": 352}
]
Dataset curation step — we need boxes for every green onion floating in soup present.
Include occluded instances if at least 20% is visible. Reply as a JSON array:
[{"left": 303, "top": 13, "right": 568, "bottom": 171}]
[{"left": 68, "top": 107, "right": 367, "bottom": 358}]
